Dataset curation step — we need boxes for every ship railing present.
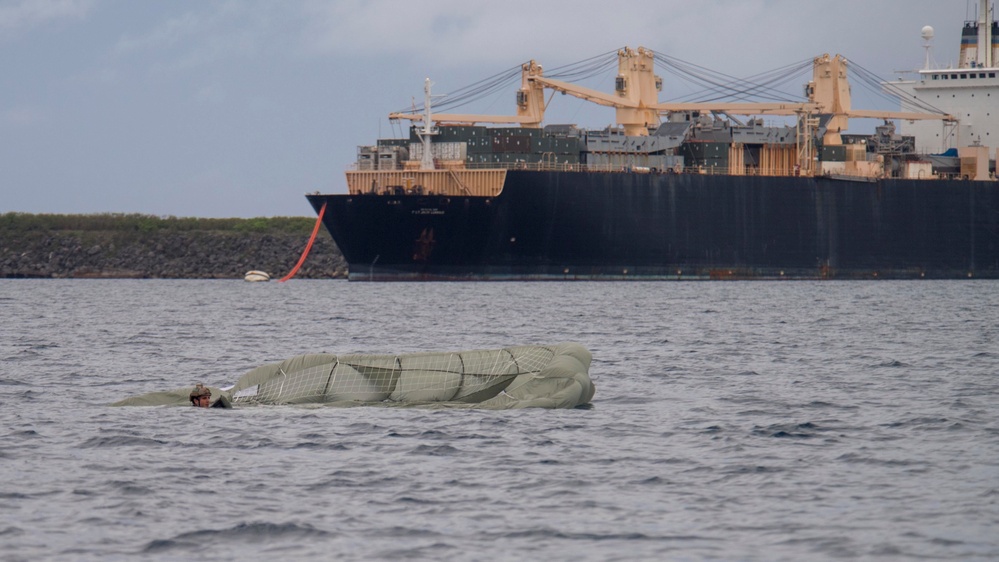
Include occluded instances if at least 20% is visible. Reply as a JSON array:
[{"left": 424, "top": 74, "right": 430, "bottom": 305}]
[
  {"left": 462, "top": 161, "right": 806, "bottom": 177},
  {"left": 349, "top": 160, "right": 805, "bottom": 177}
]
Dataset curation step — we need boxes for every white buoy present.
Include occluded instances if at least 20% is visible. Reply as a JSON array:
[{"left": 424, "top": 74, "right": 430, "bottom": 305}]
[{"left": 244, "top": 270, "right": 270, "bottom": 282}]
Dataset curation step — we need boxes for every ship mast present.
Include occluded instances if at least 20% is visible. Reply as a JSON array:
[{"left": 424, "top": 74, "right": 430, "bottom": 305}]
[
  {"left": 980, "top": 0, "right": 994, "bottom": 68},
  {"left": 419, "top": 78, "right": 437, "bottom": 170}
]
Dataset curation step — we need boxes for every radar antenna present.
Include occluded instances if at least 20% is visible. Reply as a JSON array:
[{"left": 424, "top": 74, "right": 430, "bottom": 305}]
[{"left": 921, "top": 25, "right": 935, "bottom": 70}]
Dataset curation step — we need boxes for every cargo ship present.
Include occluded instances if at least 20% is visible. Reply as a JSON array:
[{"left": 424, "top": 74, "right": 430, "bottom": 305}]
[{"left": 306, "top": 2, "right": 999, "bottom": 280}]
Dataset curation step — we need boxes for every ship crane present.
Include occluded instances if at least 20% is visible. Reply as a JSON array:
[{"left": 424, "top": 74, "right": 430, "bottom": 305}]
[
  {"left": 388, "top": 60, "right": 547, "bottom": 127},
  {"left": 389, "top": 48, "right": 957, "bottom": 149}
]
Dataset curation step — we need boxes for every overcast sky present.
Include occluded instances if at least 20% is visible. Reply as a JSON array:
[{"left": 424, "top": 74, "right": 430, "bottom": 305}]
[{"left": 0, "top": 0, "right": 977, "bottom": 217}]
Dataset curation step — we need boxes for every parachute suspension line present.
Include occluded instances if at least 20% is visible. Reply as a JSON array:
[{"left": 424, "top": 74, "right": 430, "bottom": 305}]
[
  {"left": 278, "top": 201, "right": 327, "bottom": 283},
  {"left": 322, "top": 359, "right": 340, "bottom": 396},
  {"left": 503, "top": 348, "right": 520, "bottom": 373},
  {"left": 277, "top": 367, "right": 288, "bottom": 398}
]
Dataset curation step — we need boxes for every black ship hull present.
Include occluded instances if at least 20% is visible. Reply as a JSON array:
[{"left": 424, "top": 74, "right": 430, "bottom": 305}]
[{"left": 307, "top": 171, "right": 999, "bottom": 280}]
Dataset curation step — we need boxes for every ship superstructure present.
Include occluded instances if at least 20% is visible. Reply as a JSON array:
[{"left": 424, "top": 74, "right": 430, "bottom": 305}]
[
  {"left": 890, "top": 0, "right": 999, "bottom": 158},
  {"left": 346, "top": 43, "right": 987, "bottom": 203}
]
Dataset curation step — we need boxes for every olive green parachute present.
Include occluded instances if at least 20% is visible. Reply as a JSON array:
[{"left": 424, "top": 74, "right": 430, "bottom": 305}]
[{"left": 112, "top": 343, "right": 595, "bottom": 410}]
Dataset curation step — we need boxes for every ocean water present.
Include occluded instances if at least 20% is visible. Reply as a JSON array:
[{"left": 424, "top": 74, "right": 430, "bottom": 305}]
[{"left": 1, "top": 279, "right": 997, "bottom": 561}]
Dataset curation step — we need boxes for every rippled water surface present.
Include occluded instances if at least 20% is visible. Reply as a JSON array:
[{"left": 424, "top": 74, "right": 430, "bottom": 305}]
[{"left": 1, "top": 279, "right": 998, "bottom": 561}]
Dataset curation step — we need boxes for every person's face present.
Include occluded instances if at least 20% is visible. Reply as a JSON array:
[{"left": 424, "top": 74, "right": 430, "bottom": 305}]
[{"left": 194, "top": 394, "right": 211, "bottom": 408}]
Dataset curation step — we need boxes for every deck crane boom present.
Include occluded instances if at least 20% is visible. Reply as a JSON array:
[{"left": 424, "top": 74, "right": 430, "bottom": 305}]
[{"left": 389, "top": 48, "right": 956, "bottom": 147}]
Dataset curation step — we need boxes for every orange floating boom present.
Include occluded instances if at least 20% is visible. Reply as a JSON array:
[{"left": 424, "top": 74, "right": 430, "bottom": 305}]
[{"left": 279, "top": 201, "right": 327, "bottom": 282}]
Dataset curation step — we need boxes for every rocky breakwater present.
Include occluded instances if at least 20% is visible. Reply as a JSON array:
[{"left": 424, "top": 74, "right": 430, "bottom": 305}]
[{"left": 1, "top": 213, "right": 347, "bottom": 279}]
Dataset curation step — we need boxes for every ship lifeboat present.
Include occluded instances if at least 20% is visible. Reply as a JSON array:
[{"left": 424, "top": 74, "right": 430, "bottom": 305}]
[{"left": 243, "top": 270, "right": 270, "bottom": 282}]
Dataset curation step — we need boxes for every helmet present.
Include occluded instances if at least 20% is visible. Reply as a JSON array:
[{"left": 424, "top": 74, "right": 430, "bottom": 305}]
[{"left": 189, "top": 383, "right": 211, "bottom": 399}]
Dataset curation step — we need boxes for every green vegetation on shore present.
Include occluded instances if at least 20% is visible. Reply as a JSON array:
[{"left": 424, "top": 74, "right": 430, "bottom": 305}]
[{"left": 0, "top": 212, "right": 317, "bottom": 235}]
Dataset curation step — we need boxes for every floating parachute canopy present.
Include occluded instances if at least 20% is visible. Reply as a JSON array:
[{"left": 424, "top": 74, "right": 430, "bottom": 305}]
[{"left": 112, "top": 343, "right": 595, "bottom": 410}]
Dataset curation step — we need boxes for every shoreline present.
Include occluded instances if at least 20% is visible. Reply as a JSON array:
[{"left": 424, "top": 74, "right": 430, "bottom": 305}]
[{"left": 1, "top": 213, "right": 347, "bottom": 279}]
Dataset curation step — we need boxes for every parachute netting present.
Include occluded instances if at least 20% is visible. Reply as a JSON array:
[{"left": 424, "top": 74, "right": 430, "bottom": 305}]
[{"left": 229, "top": 345, "right": 560, "bottom": 405}]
